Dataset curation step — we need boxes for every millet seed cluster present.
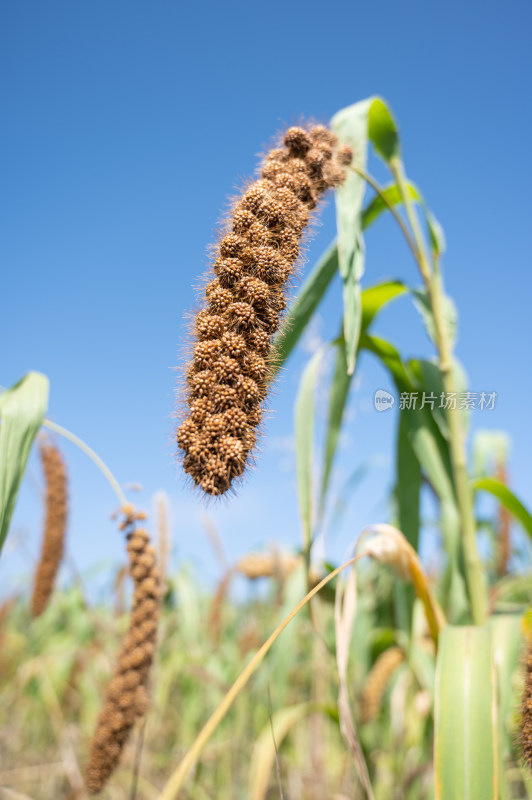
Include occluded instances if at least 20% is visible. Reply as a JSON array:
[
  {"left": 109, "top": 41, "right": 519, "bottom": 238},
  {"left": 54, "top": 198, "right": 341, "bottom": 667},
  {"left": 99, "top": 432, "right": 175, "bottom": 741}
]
[
  {"left": 521, "top": 637, "right": 532, "bottom": 768},
  {"left": 31, "top": 441, "right": 68, "bottom": 617},
  {"left": 177, "top": 124, "right": 352, "bottom": 496},
  {"left": 85, "top": 515, "right": 161, "bottom": 794}
]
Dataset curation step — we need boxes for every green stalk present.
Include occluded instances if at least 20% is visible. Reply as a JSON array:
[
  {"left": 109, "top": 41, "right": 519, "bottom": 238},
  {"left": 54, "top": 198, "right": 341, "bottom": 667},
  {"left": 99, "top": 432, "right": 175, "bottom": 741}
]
[
  {"left": 390, "top": 157, "right": 486, "bottom": 625},
  {"left": 42, "top": 419, "right": 127, "bottom": 507}
]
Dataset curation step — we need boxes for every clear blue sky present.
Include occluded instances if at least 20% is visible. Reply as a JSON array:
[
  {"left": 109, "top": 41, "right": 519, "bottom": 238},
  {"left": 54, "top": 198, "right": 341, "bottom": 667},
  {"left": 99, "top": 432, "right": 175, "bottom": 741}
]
[{"left": 2, "top": 1, "right": 531, "bottom": 596}]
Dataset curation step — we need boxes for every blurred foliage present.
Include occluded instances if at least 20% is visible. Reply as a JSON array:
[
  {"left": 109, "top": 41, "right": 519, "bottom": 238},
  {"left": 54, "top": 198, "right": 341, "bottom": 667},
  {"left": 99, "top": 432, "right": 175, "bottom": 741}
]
[{"left": 0, "top": 558, "right": 435, "bottom": 800}]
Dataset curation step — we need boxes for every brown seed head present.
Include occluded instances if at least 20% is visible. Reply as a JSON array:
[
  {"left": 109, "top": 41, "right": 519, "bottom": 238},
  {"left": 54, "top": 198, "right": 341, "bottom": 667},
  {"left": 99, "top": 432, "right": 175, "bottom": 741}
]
[
  {"left": 521, "top": 635, "right": 532, "bottom": 768},
  {"left": 177, "top": 123, "right": 349, "bottom": 495},
  {"left": 85, "top": 515, "right": 161, "bottom": 794},
  {"left": 236, "top": 551, "right": 302, "bottom": 580},
  {"left": 31, "top": 442, "right": 68, "bottom": 617},
  {"left": 361, "top": 646, "right": 405, "bottom": 723}
]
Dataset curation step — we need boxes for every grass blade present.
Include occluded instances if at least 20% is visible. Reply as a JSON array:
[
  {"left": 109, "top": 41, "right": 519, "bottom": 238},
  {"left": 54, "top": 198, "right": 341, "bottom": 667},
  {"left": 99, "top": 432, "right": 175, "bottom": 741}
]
[
  {"left": 360, "top": 280, "right": 407, "bottom": 329},
  {"left": 490, "top": 613, "right": 523, "bottom": 762},
  {"left": 319, "top": 281, "right": 407, "bottom": 517},
  {"left": 367, "top": 97, "right": 400, "bottom": 163},
  {"left": 473, "top": 476, "right": 532, "bottom": 541},
  {"left": 250, "top": 702, "right": 315, "bottom": 800},
  {"left": 361, "top": 182, "right": 420, "bottom": 229},
  {"left": 395, "top": 412, "right": 421, "bottom": 552},
  {"left": 295, "top": 348, "right": 325, "bottom": 551},
  {"left": 331, "top": 98, "right": 373, "bottom": 374},
  {"left": 272, "top": 242, "right": 338, "bottom": 374},
  {"left": 319, "top": 338, "right": 350, "bottom": 520},
  {"left": 334, "top": 562, "right": 375, "bottom": 800},
  {"left": 0, "top": 372, "right": 49, "bottom": 555},
  {"left": 412, "top": 285, "right": 457, "bottom": 349},
  {"left": 361, "top": 334, "right": 456, "bottom": 507},
  {"left": 361, "top": 333, "right": 468, "bottom": 617},
  {"left": 158, "top": 553, "right": 363, "bottom": 799},
  {"left": 435, "top": 625, "right": 498, "bottom": 800}
]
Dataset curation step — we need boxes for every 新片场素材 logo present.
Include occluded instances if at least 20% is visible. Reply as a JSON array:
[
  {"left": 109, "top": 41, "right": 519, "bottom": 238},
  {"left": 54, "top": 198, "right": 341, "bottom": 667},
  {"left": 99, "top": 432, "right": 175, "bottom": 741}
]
[{"left": 374, "top": 389, "right": 395, "bottom": 412}]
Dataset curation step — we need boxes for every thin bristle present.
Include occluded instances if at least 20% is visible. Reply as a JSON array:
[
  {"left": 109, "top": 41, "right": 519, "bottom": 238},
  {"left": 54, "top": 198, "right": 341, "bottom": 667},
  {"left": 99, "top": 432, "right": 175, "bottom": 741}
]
[
  {"left": 31, "top": 441, "right": 68, "bottom": 617},
  {"left": 85, "top": 511, "right": 161, "bottom": 794},
  {"left": 177, "top": 123, "right": 352, "bottom": 496}
]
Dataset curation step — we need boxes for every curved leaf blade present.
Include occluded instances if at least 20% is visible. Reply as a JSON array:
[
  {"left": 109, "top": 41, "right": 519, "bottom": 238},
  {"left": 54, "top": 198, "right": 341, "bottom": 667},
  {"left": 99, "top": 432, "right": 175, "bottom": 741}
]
[
  {"left": 295, "top": 348, "right": 325, "bottom": 549},
  {"left": 331, "top": 98, "right": 373, "bottom": 374},
  {"left": 272, "top": 241, "right": 338, "bottom": 374},
  {"left": 368, "top": 97, "right": 400, "bottom": 163},
  {"left": 395, "top": 412, "right": 421, "bottom": 552},
  {"left": 0, "top": 372, "right": 49, "bottom": 554},
  {"left": 320, "top": 281, "right": 407, "bottom": 515},
  {"left": 361, "top": 180, "right": 420, "bottom": 229},
  {"left": 412, "top": 285, "right": 458, "bottom": 348},
  {"left": 319, "top": 338, "right": 350, "bottom": 519},
  {"left": 473, "top": 476, "right": 532, "bottom": 541},
  {"left": 250, "top": 702, "right": 316, "bottom": 800}
]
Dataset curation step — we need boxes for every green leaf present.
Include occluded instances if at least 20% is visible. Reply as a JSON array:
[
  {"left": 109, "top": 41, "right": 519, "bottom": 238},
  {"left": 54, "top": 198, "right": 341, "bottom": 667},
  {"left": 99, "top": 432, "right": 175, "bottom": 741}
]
[
  {"left": 361, "top": 333, "right": 467, "bottom": 616},
  {"left": 368, "top": 97, "right": 400, "bottom": 163},
  {"left": 473, "top": 476, "right": 532, "bottom": 541},
  {"left": 361, "top": 334, "right": 456, "bottom": 509},
  {"left": 435, "top": 625, "right": 497, "bottom": 800},
  {"left": 425, "top": 207, "right": 446, "bottom": 256},
  {"left": 409, "top": 357, "right": 469, "bottom": 439},
  {"left": 0, "top": 372, "right": 49, "bottom": 555},
  {"left": 395, "top": 413, "right": 421, "bottom": 551},
  {"left": 319, "top": 281, "right": 407, "bottom": 516},
  {"left": 361, "top": 181, "right": 420, "bottom": 229},
  {"left": 412, "top": 285, "right": 458, "bottom": 348},
  {"left": 490, "top": 613, "right": 523, "bottom": 761},
  {"left": 319, "top": 338, "right": 350, "bottom": 520},
  {"left": 250, "top": 702, "right": 317, "bottom": 800},
  {"left": 360, "top": 280, "right": 407, "bottom": 329},
  {"left": 331, "top": 98, "right": 373, "bottom": 374},
  {"left": 272, "top": 241, "right": 338, "bottom": 374},
  {"left": 393, "top": 415, "right": 422, "bottom": 632},
  {"left": 342, "top": 265, "right": 363, "bottom": 377},
  {"left": 295, "top": 348, "right": 325, "bottom": 549}
]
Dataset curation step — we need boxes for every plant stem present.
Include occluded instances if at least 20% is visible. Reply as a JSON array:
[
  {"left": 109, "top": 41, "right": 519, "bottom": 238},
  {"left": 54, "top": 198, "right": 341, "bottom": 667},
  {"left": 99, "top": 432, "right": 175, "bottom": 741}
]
[
  {"left": 389, "top": 157, "right": 486, "bottom": 625},
  {"left": 348, "top": 163, "right": 419, "bottom": 262},
  {"left": 42, "top": 419, "right": 127, "bottom": 507}
]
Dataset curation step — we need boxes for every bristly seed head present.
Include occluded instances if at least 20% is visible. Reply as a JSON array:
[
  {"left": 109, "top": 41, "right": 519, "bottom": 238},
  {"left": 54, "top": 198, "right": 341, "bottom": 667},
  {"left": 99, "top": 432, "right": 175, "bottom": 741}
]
[
  {"left": 85, "top": 511, "right": 161, "bottom": 794},
  {"left": 521, "top": 635, "right": 532, "bottom": 768},
  {"left": 31, "top": 441, "right": 68, "bottom": 617},
  {"left": 177, "top": 123, "right": 349, "bottom": 495}
]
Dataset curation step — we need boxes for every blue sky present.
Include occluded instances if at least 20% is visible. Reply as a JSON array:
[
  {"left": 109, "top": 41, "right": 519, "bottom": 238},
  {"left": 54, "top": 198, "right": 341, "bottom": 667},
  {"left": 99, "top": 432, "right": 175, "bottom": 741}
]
[{"left": 2, "top": 1, "right": 531, "bottom": 596}]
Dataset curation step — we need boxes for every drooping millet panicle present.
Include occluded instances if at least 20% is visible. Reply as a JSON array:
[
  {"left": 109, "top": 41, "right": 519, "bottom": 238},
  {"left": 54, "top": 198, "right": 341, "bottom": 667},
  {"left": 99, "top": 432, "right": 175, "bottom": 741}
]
[
  {"left": 521, "top": 636, "right": 532, "bottom": 768},
  {"left": 31, "top": 441, "right": 68, "bottom": 617},
  {"left": 360, "top": 646, "right": 405, "bottom": 724},
  {"left": 177, "top": 124, "right": 353, "bottom": 496},
  {"left": 85, "top": 509, "right": 162, "bottom": 795},
  {"left": 495, "top": 461, "right": 511, "bottom": 577},
  {"left": 236, "top": 551, "right": 302, "bottom": 580},
  {"left": 208, "top": 569, "right": 233, "bottom": 648}
]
